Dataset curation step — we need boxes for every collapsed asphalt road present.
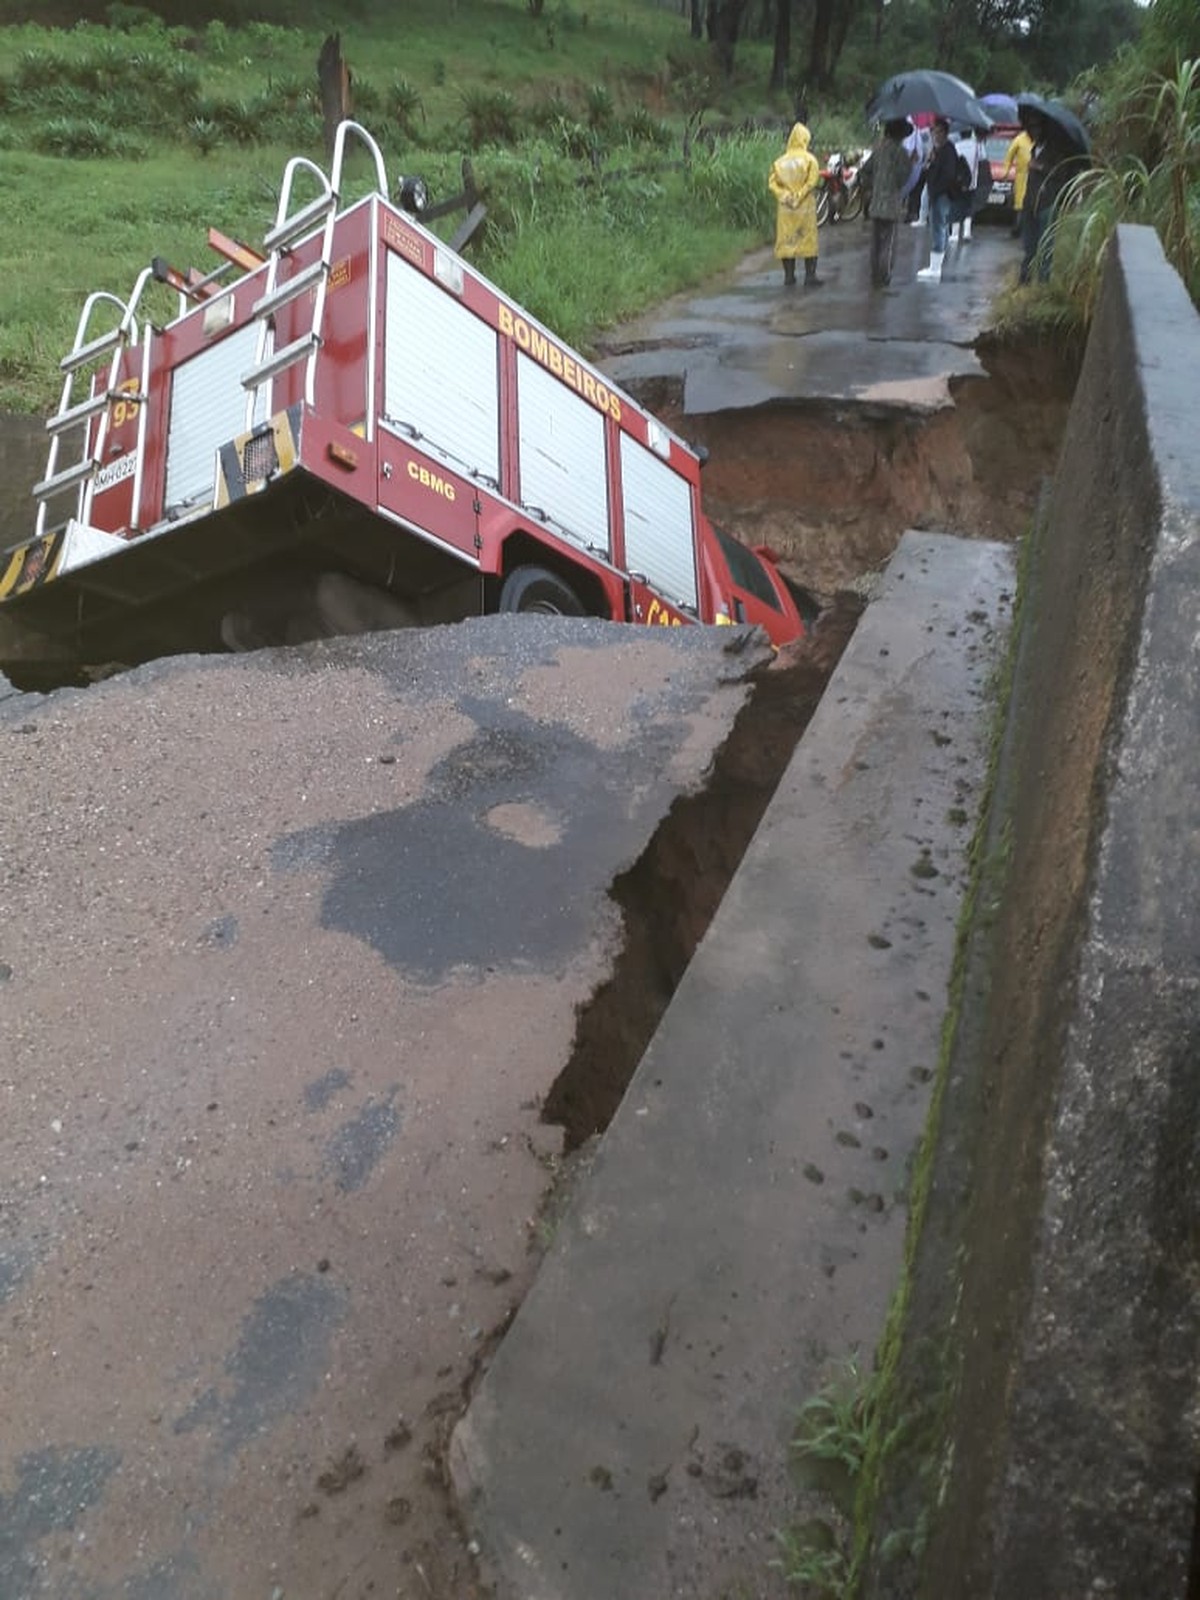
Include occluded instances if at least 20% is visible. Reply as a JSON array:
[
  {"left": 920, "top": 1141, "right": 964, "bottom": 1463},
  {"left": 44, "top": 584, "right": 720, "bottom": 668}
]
[
  {"left": 0, "top": 213, "right": 1076, "bottom": 1600},
  {"left": 0, "top": 618, "right": 793, "bottom": 1600}
]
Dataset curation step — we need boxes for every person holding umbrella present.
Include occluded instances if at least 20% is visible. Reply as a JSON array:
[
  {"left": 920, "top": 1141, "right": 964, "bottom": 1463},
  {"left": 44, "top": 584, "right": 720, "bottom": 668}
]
[
  {"left": 768, "top": 122, "right": 823, "bottom": 288},
  {"left": 864, "top": 70, "right": 993, "bottom": 254},
  {"left": 916, "top": 117, "right": 961, "bottom": 281},
  {"left": 1017, "top": 99, "right": 1089, "bottom": 283},
  {"left": 868, "top": 118, "right": 916, "bottom": 287}
]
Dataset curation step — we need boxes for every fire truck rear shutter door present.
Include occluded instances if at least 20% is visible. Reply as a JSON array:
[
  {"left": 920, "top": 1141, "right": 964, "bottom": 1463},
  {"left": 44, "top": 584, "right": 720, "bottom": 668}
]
[
  {"left": 166, "top": 321, "right": 268, "bottom": 515},
  {"left": 516, "top": 354, "right": 609, "bottom": 557},
  {"left": 619, "top": 433, "right": 698, "bottom": 612},
  {"left": 384, "top": 253, "right": 500, "bottom": 485}
]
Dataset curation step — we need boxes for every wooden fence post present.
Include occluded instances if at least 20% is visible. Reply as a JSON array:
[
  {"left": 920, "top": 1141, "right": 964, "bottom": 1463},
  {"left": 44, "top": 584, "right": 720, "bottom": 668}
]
[{"left": 317, "top": 34, "right": 351, "bottom": 162}]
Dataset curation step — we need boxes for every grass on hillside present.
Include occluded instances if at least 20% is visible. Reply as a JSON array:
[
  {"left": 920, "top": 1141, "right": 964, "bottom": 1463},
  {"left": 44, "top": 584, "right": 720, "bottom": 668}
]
[{"left": 0, "top": 0, "right": 875, "bottom": 414}]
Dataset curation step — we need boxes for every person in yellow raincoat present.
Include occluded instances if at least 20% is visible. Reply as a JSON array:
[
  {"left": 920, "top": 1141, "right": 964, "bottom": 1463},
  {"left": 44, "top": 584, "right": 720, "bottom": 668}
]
[
  {"left": 768, "top": 123, "right": 822, "bottom": 287},
  {"left": 1003, "top": 127, "right": 1034, "bottom": 239}
]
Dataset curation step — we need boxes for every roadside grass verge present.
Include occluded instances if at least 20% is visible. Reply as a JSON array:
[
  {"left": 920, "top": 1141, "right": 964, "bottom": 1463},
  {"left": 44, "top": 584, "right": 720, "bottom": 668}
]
[
  {"left": 0, "top": 1, "right": 886, "bottom": 415},
  {"left": 0, "top": 125, "right": 780, "bottom": 412}
]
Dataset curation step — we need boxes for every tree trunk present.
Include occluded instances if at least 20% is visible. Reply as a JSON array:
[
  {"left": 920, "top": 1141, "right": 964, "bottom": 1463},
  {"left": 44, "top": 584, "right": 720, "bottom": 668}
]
[
  {"left": 935, "top": 0, "right": 973, "bottom": 66},
  {"left": 806, "top": 0, "right": 835, "bottom": 88},
  {"left": 769, "top": 0, "right": 790, "bottom": 91},
  {"left": 691, "top": 0, "right": 704, "bottom": 38},
  {"left": 317, "top": 34, "right": 351, "bottom": 163},
  {"left": 707, "top": 0, "right": 748, "bottom": 77},
  {"left": 829, "top": 0, "right": 856, "bottom": 80}
]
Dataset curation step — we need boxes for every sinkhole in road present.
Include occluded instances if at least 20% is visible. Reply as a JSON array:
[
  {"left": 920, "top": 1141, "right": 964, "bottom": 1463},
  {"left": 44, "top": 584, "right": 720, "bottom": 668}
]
[
  {"left": 543, "top": 590, "right": 863, "bottom": 1148},
  {"left": 541, "top": 330, "right": 1079, "bottom": 1151}
]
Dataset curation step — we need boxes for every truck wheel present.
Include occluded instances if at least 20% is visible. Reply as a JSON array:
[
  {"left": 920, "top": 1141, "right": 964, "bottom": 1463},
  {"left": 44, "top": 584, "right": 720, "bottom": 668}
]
[{"left": 498, "top": 566, "right": 586, "bottom": 616}]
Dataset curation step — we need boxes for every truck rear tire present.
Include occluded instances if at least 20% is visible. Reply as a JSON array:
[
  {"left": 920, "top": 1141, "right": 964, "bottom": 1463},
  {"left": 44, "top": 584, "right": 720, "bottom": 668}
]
[{"left": 498, "top": 566, "right": 586, "bottom": 617}]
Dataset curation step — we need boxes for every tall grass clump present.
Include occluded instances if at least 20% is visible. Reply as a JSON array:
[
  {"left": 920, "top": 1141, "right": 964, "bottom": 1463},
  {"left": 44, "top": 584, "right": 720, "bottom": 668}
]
[
  {"left": 387, "top": 77, "right": 425, "bottom": 141},
  {"left": 621, "top": 106, "right": 672, "bottom": 149},
  {"left": 33, "top": 116, "right": 146, "bottom": 159},
  {"left": 686, "top": 131, "right": 776, "bottom": 232},
  {"left": 7, "top": 38, "right": 201, "bottom": 131},
  {"left": 460, "top": 85, "right": 521, "bottom": 147},
  {"left": 1045, "top": 58, "right": 1199, "bottom": 312}
]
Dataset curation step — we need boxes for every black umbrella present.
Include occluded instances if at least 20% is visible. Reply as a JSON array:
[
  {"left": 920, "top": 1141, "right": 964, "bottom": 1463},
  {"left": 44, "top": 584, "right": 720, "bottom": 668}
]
[
  {"left": 1017, "top": 93, "right": 1091, "bottom": 154},
  {"left": 866, "top": 69, "right": 994, "bottom": 129}
]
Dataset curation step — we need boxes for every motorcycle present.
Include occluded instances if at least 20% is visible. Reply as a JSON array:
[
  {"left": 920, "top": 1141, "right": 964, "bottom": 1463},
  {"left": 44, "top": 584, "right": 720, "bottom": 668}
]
[{"left": 816, "top": 151, "right": 865, "bottom": 226}]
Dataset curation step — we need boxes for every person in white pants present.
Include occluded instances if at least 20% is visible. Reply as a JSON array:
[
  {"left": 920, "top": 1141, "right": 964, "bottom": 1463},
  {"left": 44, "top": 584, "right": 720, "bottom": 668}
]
[
  {"left": 948, "top": 128, "right": 983, "bottom": 245},
  {"left": 916, "top": 118, "right": 959, "bottom": 280}
]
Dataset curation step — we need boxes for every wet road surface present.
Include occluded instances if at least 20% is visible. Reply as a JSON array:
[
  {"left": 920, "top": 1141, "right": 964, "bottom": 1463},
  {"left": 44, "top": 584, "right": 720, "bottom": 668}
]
[{"left": 596, "top": 220, "right": 1022, "bottom": 414}]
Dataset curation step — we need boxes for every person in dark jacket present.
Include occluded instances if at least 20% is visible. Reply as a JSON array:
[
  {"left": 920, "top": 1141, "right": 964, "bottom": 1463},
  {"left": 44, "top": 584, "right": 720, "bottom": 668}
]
[
  {"left": 916, "top": 117, "right": 960, "bottom": 281},
  {"left": 868, "top": 119, "right": 915, "bottom": 287},
  {"left": 1019, "top": 112, "right": 1085, "bottom": 283}
]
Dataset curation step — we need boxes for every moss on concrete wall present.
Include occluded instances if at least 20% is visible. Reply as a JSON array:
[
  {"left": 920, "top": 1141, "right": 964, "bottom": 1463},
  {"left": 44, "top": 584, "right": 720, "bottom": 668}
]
[{"left": 860, "top": 225, "right": 1200, "bottom": 1600}]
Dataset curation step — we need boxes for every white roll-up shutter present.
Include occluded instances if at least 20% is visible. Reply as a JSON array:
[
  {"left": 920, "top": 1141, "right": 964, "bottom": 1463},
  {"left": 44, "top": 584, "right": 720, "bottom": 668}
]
[
  {"left": 383, "top": 253, "right": 500, "bottom": 486},
  {"left": 620, "top": 433, "right": 698, "bottom": 611},
  {"left": 165, "top": 322, "right": 266, "bottom": 514},
  {"left": 516, "top": 354, "right": 610, "bottom": 558}
]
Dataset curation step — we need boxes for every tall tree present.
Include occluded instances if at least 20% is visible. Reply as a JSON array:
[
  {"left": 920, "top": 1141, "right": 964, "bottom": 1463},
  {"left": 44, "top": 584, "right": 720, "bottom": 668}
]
[
  {"left": 805, "top": 0, "right": 857, "bottom": 89},
  {"left": 706, "top": 0, "right": 751, "bottom": 77},
  {"left": 770, "top": 0, "right": 791, "bottom": 92},
  {"left": 806, "top": 0, "right": 837, "bottom": 86}
]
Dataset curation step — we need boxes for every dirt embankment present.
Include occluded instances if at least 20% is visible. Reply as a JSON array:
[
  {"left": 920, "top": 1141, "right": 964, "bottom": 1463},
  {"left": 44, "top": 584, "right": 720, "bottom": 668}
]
[{"left": 636, "top": 335, "right": 1081, "bottom": 600}]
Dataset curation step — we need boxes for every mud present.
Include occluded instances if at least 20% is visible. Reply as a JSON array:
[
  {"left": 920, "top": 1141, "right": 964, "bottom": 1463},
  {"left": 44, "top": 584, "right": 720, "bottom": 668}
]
[{"left": 629, "top": 335, "right": 1080, "bottom": 600}]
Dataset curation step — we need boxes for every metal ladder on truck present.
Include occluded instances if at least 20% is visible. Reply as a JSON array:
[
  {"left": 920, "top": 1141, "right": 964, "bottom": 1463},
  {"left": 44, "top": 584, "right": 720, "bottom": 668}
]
[
  {"left": 32, "top": 277, "right": 154, "bottom": 541},
  {"left": 242, "top": 120, "right": 390, "bottom": 435},
  {"left": 32, "top": 246, "right": 244, "bottom": 543}
]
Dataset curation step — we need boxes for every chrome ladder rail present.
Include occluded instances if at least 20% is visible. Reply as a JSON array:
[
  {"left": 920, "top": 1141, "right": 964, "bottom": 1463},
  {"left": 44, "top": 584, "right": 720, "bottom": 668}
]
[
  {"left": 242, "top": 120, "right": 391, "bottom": 430},
  {"left": 33, "top": 267, "right": 159, "bottom": 539}
]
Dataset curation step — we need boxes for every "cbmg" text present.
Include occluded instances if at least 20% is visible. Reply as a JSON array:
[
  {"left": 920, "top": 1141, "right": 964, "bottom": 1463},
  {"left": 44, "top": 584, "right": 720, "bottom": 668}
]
[{"left": 407, "top": 461, "right": 457, "bottom": 501}]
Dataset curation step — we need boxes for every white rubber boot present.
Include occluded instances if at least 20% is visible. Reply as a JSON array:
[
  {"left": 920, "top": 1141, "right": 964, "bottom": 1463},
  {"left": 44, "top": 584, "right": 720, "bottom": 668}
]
[
  {"left": 948, "top": 223, "right": 960, "bottom": 245},
  {"left": 916, "top": 250, "right": 944, "bottom": 281},
  {"left": 962, "top": 216, "right": 973, "bottom": 242}
]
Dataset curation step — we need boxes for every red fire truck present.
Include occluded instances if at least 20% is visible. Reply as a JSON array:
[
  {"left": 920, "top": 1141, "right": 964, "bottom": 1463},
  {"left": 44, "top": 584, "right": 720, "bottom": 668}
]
[{"left": 0, "top": 121, "right": 808, "bottom": 687}]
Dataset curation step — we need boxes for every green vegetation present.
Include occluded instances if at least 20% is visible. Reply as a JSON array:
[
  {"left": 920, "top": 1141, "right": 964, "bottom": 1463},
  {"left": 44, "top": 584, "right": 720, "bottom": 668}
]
[
  {"left": 1043, "top": 55, "right": 1200, "bottom": 317},
  {"left": 1, "top": 0, "right": 1189, "bottom": 415},
  {"left": 0, "top": 2, "right": 817, "bottom": 412},
  {"left": 772, "top": 1359, "right": 880, "bottom": 1597},
  {"left": 982, "top": 0, "right": 1200, "bottom": 330}
]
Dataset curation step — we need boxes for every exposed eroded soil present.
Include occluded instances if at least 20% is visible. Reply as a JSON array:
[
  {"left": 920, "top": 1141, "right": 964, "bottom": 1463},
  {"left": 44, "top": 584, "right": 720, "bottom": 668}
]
[{"left": 631, "top": 335, "right": 1079, "bottom": 600}]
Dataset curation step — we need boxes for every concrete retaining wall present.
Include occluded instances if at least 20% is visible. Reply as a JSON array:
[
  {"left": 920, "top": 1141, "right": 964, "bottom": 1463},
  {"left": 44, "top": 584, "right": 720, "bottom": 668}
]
[{"left": 863, "top": 225, "right": 1200, "bottom": 1597}]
